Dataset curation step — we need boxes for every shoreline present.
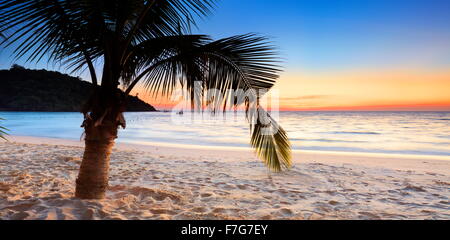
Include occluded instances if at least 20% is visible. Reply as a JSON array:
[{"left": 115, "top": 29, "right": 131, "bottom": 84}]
[
  {"left": 8, "top": 135, "right": 450, "bottom": 175},
  {"left": 10, "top": 134, "right": 450, "bottom": 159}
]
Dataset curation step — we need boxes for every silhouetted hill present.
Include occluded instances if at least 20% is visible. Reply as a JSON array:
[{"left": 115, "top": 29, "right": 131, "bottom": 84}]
[{"left": 0, "top": 66, "right": 157, "bottom": 112}]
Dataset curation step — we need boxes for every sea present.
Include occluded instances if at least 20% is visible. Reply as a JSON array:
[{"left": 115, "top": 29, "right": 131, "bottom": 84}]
[{"left": 1, "top": 111, "right": 449, "bottom": 157}]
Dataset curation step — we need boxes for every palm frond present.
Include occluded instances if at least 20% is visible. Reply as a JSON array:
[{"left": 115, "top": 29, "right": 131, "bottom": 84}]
[
  {"left": 133, "top": 34, "right": 292, "bottom": 171},
  {"left": 0, "top": 0, "right": 216, "bottom": 76},
  {"left": 0, "top": 0, "right": 102, "bottom": 75},
  {"left": 0, "top": 118, "right": 9, "bottom": 141},
  {"left": 122, "top": 0, "right": 216, "bottom": 46},
  {"left": 122, "top": 34, "right": 211, "bottom": 87},
  {"left": 250, "top": 108, "right": 291, "bottom": 171}
]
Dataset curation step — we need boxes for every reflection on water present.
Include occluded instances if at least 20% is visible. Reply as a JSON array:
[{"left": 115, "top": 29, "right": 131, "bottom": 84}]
[{"left": 1, "top": 111, "right": 449, "bottom": 156}]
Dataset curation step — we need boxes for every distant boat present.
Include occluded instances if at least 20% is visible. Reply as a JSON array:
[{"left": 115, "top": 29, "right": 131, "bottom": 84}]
[{"left": 177, "top": 110, "right": 184, "bottom": 115}]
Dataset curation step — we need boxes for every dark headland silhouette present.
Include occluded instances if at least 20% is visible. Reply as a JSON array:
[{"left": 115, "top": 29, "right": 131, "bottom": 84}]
[{"left": 0, "top": 65, "right": 157, "bottom": 112}]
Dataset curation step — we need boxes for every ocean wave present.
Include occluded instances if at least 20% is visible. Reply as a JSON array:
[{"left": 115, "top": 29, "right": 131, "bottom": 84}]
[
  {"left": 290, "top": 138, "right": 367, "bottom": 143},
  {"left": 331, "top": 131, "right": 380, "bottom": 135}
]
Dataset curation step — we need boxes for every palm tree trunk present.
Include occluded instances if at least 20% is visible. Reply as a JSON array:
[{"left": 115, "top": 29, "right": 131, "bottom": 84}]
[{"left": 75, "top": 122, "right": 118, "bottom": 199}]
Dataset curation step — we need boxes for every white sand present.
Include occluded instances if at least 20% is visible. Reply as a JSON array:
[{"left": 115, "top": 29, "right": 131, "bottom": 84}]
[{"left": 0, "top": 135, "right": 449, "bottom": 220}]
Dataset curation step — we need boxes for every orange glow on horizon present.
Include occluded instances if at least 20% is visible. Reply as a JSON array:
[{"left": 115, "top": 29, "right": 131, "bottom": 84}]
[
  {"left": 131, "top": 68, "right": 450, "bottom": 111},
  {"left": 278, "top": 103, "right": 450, "bottom": 111}
]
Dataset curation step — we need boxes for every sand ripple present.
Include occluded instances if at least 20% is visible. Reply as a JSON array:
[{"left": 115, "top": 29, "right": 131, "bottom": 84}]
[{"left": 1, "top": 142, "right": 449, "bottom": 220}]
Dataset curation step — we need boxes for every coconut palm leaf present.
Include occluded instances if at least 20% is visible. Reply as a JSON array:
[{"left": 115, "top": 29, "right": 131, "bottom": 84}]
[
  {"left": 0, "top": 118, "right": 8, "bottom": 141},
  {"left": 124, "top": 33, "right": 292, "bottom": 171},
  {"left": 0, "top": 0, "right": 216, "bottom": 80},
  {"left": 250, "top": 108, "right": 291, "bottom": 171}
]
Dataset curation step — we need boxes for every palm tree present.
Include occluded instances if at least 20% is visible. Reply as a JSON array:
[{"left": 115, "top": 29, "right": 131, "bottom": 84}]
[{"left": 0, "top": 0, "right": 291, "bottom": 199}]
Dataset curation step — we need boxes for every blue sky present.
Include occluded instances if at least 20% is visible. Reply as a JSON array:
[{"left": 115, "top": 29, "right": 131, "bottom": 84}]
[
  {"left": 1, "top": 0, "right": 450, "bottom": 110},
  {"left": 193, "top": 0, "right": 450, "bottom": 71},
  {"left": 1, "top": 0, "right": 449, "bottom": 73}
]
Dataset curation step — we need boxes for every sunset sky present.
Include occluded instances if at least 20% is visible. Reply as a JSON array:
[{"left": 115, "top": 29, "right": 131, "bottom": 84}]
[{"left": 1, "top": 0, "right": 449, "bottom": 111}]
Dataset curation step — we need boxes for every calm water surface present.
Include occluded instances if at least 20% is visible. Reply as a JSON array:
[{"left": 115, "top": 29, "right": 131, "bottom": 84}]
[{"left": 1, "top": 111, "right": 449, "bottom": 157}]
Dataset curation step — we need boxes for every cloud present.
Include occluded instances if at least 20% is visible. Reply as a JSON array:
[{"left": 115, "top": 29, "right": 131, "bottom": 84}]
[{"left": 280, "top": 95, "right": 330, "bottom": 101}]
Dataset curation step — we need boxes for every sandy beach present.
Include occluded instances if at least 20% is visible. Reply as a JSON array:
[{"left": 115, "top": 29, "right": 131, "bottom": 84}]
[{"left": 0, "top": 135, "right": 449, "bottom": 220}]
